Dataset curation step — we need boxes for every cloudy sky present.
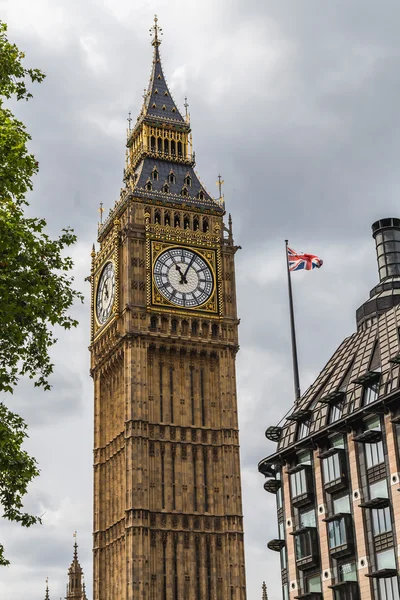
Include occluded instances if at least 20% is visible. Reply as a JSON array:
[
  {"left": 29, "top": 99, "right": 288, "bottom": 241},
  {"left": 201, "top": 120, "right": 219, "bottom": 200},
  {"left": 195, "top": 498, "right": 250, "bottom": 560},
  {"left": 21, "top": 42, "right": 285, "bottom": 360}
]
[{"left": 2, "top": 0, "right": 400, "bottom": 598}]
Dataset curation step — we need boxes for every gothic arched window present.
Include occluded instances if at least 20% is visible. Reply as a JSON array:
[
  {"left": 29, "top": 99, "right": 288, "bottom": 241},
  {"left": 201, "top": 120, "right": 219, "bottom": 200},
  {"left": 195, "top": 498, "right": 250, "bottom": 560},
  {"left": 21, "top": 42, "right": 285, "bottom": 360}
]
[
  {"left": 203, "top": 217, "right": 209, "bottom": 233},
  {"left": 171, "top": 140, "right": 176, "bottom": 155},
  {"left": 164, "top": 211, "right": 171, "bottom": 225},
  {"left": 150, "top": 316, "right": 157, "bottom": 330},
  {"left": 211, "top": 323, "right": 218, "bottom": 338},
  {"left": 163, "top": 184, "right": 170, "bottom": 194},
  {"left": 157, "top": 138, "right": 162, "bottom": 153},
  {"left": 146, "top": 180, "right": 152, "bottom": 191},
  {"left": 177, "top": 141, "right": 182, "bottom": 156},
  {"left": 193, "top": 216, "right": 199, "bottom": 231},
  {"left": 181, "top": 187, "right": 188, "bottom": 197},
  {"left": 169, "top": 171, "right": 176, "bottom": 184},
  {"left": 164, "top": 138, "right": 169, "bottom": 154},
  {"left": 150, "top": 136, "right": 156, "bottom": 152},
  {"left": 154, "top": 209, "right": 161, "bottom": 224},
  {"left": 184, "top": 214, "right": 190, "bottom": 229},
  {"left": 152, "top": 168, "right": 158, "bottom": 180},
  {"left": 184, "top": 174, "right": 192, "bottom": 187},
  {"left": 174, "top": 213, "right": 180, "bottom": 228}
]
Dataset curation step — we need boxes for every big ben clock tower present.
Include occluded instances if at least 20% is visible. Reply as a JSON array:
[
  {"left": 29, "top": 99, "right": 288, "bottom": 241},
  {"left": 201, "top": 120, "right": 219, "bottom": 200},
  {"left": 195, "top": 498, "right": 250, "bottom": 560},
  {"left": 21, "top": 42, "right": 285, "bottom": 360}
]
[{"left": 90, "top": 17, "right": 247, "bottom": 600}]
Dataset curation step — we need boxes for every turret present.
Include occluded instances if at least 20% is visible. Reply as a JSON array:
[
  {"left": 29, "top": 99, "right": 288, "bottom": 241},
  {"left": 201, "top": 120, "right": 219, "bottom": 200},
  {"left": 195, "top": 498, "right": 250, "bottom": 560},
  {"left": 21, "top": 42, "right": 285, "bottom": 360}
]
[{"left": 65, "top": 534, "right": 87, "bottom": 600}]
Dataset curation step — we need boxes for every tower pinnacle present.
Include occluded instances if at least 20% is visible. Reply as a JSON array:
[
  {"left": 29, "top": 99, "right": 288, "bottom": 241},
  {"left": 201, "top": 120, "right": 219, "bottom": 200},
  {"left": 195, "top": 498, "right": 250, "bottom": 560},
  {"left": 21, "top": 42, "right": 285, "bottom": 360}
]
[
  {"left": 44, "top": 577, "right": 50, "bottom": 600},
  {"left": 66, "top": 533, "right": 87, "bottom": 600},
  {"left": 150, "top": 14, "right": 162, "bottom": 47},
  {"left": 262, "top": 582, "right": 268, "bottom": 600}
]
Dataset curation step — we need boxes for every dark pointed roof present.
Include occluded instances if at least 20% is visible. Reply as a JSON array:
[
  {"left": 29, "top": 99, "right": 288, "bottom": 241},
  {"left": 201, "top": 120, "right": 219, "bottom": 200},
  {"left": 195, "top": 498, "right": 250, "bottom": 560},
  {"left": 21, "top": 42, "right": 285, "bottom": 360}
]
[
  {"left": 131, "top": 157, "right": 223, "bottom": 211},
  {"left": 142, "top": 45, "right": 185, "bottom": 124}
]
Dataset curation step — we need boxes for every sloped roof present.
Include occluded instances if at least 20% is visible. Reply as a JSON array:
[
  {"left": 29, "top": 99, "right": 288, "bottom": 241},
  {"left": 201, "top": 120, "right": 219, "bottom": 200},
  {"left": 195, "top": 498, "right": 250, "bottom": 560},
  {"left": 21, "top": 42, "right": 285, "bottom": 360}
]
[
  {"left": 132, "top": 157, "right": 223, "bottom": 211},
  {"left": 265, "top": 304, "right": 400, "bottom": 456},
  {"left": 142, "top": 45, "right": 185, "bottom": 124}
]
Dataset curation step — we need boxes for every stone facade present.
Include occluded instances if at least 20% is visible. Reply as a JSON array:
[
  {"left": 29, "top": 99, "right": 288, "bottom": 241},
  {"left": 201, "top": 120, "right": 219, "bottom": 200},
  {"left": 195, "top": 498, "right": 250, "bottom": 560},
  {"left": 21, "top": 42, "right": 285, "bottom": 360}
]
[{"left": 89, "top": 18, "right": 246, "bottom": 600}]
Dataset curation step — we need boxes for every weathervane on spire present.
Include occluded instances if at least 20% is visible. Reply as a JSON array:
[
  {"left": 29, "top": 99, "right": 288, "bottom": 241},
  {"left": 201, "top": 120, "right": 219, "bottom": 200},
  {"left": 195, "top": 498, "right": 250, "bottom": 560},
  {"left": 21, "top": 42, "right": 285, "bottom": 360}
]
[
  {"left": 150, "top": 15, "right": 163, "bottom": 47},
  {"left": 127, "top": 111, "right": 132, "bottom": 131}
]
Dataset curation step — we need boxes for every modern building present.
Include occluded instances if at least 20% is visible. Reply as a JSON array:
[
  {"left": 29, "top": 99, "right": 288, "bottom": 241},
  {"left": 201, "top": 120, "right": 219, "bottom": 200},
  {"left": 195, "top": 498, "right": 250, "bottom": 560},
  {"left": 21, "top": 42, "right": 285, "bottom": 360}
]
[
  {"left": 258, "top": 218, "right": 400, "bottom": 600},
  {"left": 89, "top": 17, "right": 246, "bottom": 600}
]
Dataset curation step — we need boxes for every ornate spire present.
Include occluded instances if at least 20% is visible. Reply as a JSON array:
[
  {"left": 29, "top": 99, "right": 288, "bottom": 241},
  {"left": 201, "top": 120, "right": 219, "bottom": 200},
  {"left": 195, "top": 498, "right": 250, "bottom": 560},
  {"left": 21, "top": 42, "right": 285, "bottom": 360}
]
[
  {"left": 262, "top": 582, "right": 268, "bottom": 600},
  {"left": 150, "top": 15, "right": 162, "bottom": 47},
  {"left": 141, "top": 17, "right": 184, "bottom": 124},
  {"left": 44, "top": 577, "right": 50, "bottom": 600},
  {"left": 66, "top": 533, "right": 86, "bottom": 600}
]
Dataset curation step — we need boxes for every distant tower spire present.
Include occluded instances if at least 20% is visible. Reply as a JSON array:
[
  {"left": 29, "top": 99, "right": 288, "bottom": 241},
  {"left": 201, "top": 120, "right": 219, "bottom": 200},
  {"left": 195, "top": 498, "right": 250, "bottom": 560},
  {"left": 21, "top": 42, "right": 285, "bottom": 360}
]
[
  {"left": 66, "top": 532, "right": 87, "bottom": 600},
  {"left": 44, "top": 577, "right": 50, "bottom": 600},
  {"left": 262, "top": 581, "right": 268, "bottom": 600}
]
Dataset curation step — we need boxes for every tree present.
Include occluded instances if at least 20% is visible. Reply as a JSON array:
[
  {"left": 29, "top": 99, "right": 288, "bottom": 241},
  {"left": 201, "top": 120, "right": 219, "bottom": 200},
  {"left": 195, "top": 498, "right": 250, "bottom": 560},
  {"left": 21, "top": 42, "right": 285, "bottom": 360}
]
[{"left": 0, "top": 21, "right": 83, "bottom": 565}]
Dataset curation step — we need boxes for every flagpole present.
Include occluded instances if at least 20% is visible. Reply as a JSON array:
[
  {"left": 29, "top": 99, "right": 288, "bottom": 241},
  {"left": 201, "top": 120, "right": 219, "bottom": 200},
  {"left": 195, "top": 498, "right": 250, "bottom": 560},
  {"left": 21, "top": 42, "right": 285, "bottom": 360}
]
[{"left": 285, "top": 240, "right": 301, "bottom": 402}]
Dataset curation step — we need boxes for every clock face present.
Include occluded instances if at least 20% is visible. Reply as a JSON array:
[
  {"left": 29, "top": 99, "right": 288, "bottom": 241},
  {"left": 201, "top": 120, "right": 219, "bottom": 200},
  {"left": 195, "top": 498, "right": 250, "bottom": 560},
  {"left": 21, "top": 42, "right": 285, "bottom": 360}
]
[
  {"left": 96, "top": 262, "right": 116, "bottom": 324},
  {"left": 153, "top": 247, "right": 214, "bottom": 308}
]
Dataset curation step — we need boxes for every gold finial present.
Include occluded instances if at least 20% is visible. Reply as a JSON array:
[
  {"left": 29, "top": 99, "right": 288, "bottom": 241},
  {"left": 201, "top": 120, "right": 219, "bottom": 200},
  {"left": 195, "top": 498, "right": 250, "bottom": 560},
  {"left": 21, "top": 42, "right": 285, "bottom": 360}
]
[
  {"left": 216, "top": 174, "right": 224, "bottom": 199},
  {"left": 127, "top": 111, "right": 132, "bottom": 131},
  {"left": 150, "top": 15, "right": 163, "bottom": 47},
  {"left": 99, "top": 202, "right": 104, "bottom": 225}
]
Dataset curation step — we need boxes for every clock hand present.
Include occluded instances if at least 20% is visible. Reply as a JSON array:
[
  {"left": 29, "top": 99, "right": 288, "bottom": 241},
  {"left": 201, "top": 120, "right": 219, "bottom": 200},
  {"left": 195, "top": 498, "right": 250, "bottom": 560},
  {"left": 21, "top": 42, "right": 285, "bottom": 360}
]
[
  {"left": 183, "top": 255, "right": 195, "bottom": 279},
  {"left": 175, "top": 263, "right": 187, "bottom": 284}
]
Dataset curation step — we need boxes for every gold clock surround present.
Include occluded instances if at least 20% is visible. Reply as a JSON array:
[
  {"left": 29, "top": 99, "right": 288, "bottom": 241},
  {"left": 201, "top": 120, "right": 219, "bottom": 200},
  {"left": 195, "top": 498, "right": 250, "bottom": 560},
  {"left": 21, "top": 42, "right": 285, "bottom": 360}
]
[
  {"left": 91, "top": 218, "right": 120, "bottom": 340},
  {"left": 145, "top": 212, "right": 223, "bottom": 318}
]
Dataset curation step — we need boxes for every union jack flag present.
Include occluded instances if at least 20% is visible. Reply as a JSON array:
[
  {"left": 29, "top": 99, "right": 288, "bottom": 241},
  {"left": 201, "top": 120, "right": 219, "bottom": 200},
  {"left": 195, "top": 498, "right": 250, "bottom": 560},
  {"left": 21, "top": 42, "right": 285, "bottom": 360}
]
[{"left": 288, "top": 247, "right": 323, "bottom": 271}]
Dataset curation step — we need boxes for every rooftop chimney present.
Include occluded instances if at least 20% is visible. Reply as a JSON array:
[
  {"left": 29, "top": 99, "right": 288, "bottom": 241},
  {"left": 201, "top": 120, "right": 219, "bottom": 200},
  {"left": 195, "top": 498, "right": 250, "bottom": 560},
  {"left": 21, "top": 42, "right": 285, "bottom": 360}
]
[
  {"left": 372, "top": 217, "right": 400, "bottom": 281},
  {"left": 356, "top": 218, "right": 400, "bottom": 330}
]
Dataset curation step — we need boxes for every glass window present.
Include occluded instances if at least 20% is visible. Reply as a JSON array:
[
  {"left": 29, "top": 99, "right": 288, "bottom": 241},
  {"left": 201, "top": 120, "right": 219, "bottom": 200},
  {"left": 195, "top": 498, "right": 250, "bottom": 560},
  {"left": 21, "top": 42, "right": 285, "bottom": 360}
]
[
  {"left": 295, "top": 532, "right": 313, "bottom": 560},
  {"left": 283, "top": 584, "right": 289, "bottom": 600},
  {"left": 279, "top": 521, "right": 285, "bottom": 540},
  {"left": 331, "top": 434, "right": 345, "bottom": 448},
  {"left": 290, "top": 469, "right": 307, "bottom": 498},
  {"left": 370, "top": 480, "right": 389, "bottom": 499},
  {"left": 377, "top": 549, "right": 396, "bottom": 570},
  {"left": 277, "top": 485, "right": 283, "bottom": 510},
  {"left": 333, "top": 495, "right": 351, "bottom": 514},
  {"left": 363, "top": 382, "right": 379, "bottom": 405},
  {"left": 280, "top": 548, "right": 287, "bottom": 570},
  {"left": 330, "top": 399, "right": 345, "bottom": 423},
  {"left": 365, "top": 441, "right": 384, "bottom": 468},
  {"left": 379, "top": 577, "right": 400, "bottom": 600},
  {"left": 298, "top": 451, "right": 312, "bottom": 465},
  {"left": 297, "top": 420, "right": 311, "bottom": 440},
  {"left": 365, "top": 417, "right": 384, "bottom": 468},
  {"left": 323, "top": 452, "right": 341, "bottom": 484},
  {"left": 366, "top": 416, "right": 381, "bottom": 431},
  {"left": 339, "top": 562, "right": 357, "bottom": 582},
  {"left": 372, "top": 506, "right": 392, "bottom": 536},
  {"left": 306, "top": 574, "right": 322, "bottom": 593},
  {"left": 328, "top": 518, "right": 347, "bottom": 549},
  {"left": 300, "top": 509, "right": 316, "bottom": 528}
]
